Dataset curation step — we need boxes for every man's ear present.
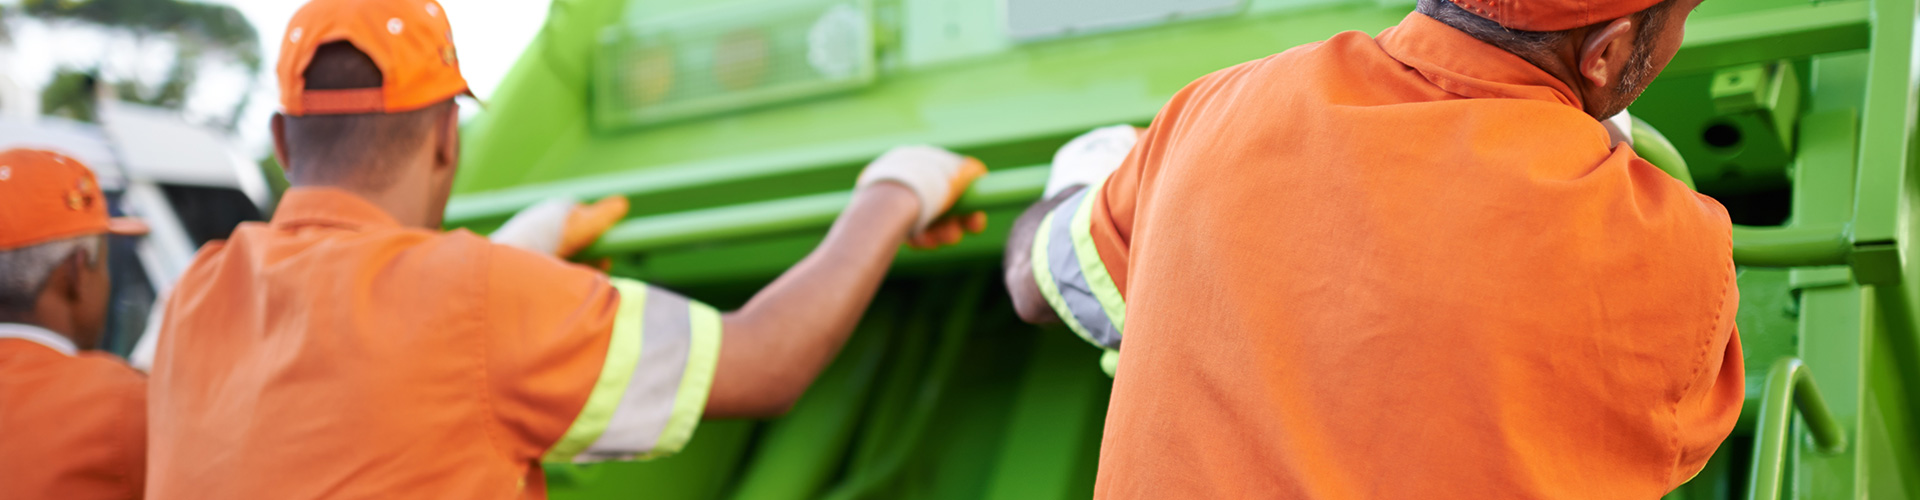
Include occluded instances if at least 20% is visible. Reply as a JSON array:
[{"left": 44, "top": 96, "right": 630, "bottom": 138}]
[
  {"left": 49, "top": 250, "right": 85, "bottom": 302},
  {"left": 433, "top": 102, "right": 460, "bottom": 172},
  {"left": 1578, "top": 17, "right": 1638, "bottom": 90},
  {"left": 271, "top": 113, "right": 294, "bottom": 180}
]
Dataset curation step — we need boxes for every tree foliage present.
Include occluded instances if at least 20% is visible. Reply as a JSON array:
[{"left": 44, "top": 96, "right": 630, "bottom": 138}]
[
  {"left": 39, "top": 69, "right": 99, "bottom": 122},
  {"left": 22, "top": 0, "right": 260, "bottom": 69},
  {"left": 24, "top": 0, "right": 261, "bottom": 128}
]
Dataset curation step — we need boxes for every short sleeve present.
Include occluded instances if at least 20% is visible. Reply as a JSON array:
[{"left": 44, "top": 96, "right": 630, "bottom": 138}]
[{"left": 484, "top": 245, "right": 722, "bottom": 464}]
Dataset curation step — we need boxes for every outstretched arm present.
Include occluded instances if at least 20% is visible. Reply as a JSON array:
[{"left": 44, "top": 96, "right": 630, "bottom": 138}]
[
  {"left": 705, "top": 146, "right": 986, "bottom": 418},
  {"left": 705, "top": 183, "right": 920, "bottom": 417}
]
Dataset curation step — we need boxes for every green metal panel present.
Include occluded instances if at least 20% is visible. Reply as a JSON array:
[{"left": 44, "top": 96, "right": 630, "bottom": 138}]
[{"left": 453, "top": 0, "right": 1920, "bottom": 498}]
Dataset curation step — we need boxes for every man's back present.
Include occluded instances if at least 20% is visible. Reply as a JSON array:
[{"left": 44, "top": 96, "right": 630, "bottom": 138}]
[
  {"left": 1086, "top": 14, "right": 1744, "bottom": 498},
  {"left": 150, "top": 189, "right": 627, "bottom": 499},
  {"left": 0, "top": 337, "right": 146, "bottom": 500}
]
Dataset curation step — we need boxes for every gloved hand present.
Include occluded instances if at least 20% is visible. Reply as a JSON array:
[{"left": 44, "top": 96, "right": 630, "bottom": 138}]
[
  {"left": 1046, "top": 124, "right": 1141, "bottom": 198},
  {"left": 490, "top": 195, "right": 631, "bottom": 259},
  {"left": 855, "top": 145, "right": 988, "bottom": 249}
]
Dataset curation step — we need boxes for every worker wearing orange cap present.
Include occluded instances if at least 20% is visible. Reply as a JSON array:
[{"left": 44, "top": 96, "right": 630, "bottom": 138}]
[
  {"left": 1005, "top": 0, "right": 1738, "bottom": 497},
  {"left": 0, "top": 148, "right": 151, "bottom": 500},
  {"left": 145, "top": 0, "right": 984, "bottom": 498}
]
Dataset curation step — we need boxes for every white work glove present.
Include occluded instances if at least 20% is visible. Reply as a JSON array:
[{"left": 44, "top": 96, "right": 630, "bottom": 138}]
[
  {"left": 490, "top": 195, "right": 630, "bottom": 258},
  {"left": 856, "top": 145, "right": 988, "bottom": 244},
  {"left": 1046, "top": 124, "right": 1140, "bottom": 198},
  {"left": 1605, "top": 110, "right": 1635, "bottom": 148}
]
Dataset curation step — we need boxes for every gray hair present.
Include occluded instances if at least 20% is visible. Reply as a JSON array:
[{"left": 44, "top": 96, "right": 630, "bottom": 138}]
[
  {"left": 1417, "top": 0, "right": 1570, "bottom": 61},
  {"left": 1416, "top": 0, "right": 1674, "bottom": 71},
  {"left": 0, "top": 236, "right": 103, "bottom": 313}
]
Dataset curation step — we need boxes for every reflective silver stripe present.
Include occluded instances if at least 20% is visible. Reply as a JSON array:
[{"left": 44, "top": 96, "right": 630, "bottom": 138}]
[
  {"left": 580, "top": 285, "right": 694, "bottom": 460},
  {"left": 1046, "top": 189, "right": 1122, "bottom": 350}
]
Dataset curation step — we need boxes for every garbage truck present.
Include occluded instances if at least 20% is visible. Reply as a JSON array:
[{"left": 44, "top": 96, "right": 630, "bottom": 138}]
[{"left": 445, "top": 0, "right": 1920, "bottom": 498}]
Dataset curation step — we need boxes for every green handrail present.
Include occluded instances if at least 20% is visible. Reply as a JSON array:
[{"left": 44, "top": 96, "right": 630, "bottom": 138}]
[
  {"left": 1631, "top": 116, "right": 1697, "bottom": 191},
  {"left": 580, "top": 166, "right": 1047, "bottom": 257},
  {"left": 483, "top": 117, "right": 1861, "bottom": 266},
  {"left": 1731, "top": 225, "right": 1854, "bottom": 268},
  {"left": 572, "top": 164, "right": 1860, "bottom": 266},
  {"left": 1746, "top": 357, "right": 1847, "bottom": 500}
]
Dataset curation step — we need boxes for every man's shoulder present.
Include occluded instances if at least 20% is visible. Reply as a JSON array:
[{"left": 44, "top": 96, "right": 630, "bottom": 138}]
[
  {"left": 0, "top": 347, "right": 146, "bottom": 480},
  {"left": 0, "top": 345, "right": 144, "bottom": 409},
  {"left": 481, "top": 236, "right": 608, "bottom": 290},
  {"left": 197, "top": 223, "right": 492, "bottom": 269},
  {"left": 65, "top": 352, "right": 147, "bottom": 405},
  {"left": 340, "top": 228, "right": 607, "bottom": 300},
  {"left": 170, "top": 225, "right": 499, "bottom": 314}
]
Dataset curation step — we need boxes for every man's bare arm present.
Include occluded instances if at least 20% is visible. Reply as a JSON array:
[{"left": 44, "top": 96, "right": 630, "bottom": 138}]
[
  {"left": 1003, "top": 185, "right": 1084, "bottom": 325},
  {"left": 704, "top": 183, "right": 922, "bottom": 418}
]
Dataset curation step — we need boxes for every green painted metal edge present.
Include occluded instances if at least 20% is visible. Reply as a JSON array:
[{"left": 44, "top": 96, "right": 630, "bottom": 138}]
[
  {"left": 576, "top": 121, "right": 1850, "bottom": 268},
  {"left": 1847, "top": 0, "right": 1918, "bottom": 246},
  {"left": 580, "top": 165, "right": 1045, "bottom": 257},
  {"left": 1733, "top": 224, "right": 1855, "bottom": 268},
  {"left": 1665, "top": 0, "right": 1870, "bottom": 75}
]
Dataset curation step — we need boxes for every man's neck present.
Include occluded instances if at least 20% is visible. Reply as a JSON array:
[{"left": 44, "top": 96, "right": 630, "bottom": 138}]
[
  {"left": 344, "top": 186, "right": 438, "bottom": 229},
  {"left": 290, "top": 182, "right": 442, "bottom": 229},
  {"left": 0, "top": 311, "right": 84, "bottom": 351},
  {"left": 291, "top": 151, "right": 447, "bottom": 229}
]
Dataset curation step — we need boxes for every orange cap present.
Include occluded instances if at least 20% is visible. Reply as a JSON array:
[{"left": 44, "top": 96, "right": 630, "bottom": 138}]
[
  {"left": 277, "top": 0, "right": 470, "bottom": 116},
  {"left": 0, "top": 149, "right": 147, "bottom": 250},
  {"left": 1448, "top": 0, "right": 1665, "bottom": 31}
]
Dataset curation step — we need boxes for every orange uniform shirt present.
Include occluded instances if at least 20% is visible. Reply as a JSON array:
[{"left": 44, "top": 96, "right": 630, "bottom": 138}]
[
  {"left": 148, "top": 188, "right": 722, "bottom": 499},
  {"left": 1031, "top": 13, "right": 1743, "bottom": 498},
  {"left": 0, "top": 326, "right": 148, "bottom": 500}
]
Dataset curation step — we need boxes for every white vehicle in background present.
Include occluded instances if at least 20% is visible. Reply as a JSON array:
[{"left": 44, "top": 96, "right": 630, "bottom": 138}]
[{"left": 0, "top": 100, "right": 272, "bottom": 370}]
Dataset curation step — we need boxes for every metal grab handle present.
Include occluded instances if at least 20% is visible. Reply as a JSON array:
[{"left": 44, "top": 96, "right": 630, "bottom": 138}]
[
  {"left": 581, "top": 165, "right": 1048, "bottom": 257},
  {"left": 1746, "top": 357, "right": 1847, "bottom": 500},
  {"left": 1732, "top": 224, "right": 1853, "bottom": 268}
]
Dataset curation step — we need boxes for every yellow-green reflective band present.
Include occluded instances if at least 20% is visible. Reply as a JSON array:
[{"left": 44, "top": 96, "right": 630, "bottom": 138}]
[
  {"left": 1070, "top": 181, "right": 1126, "bottom": 334},
  {"left": 543, "top": 277, "right": 648, "bottom": 463},
  {"left": 1031, "top": 209, "right": 1099, "bottom": 346},
  {"left": 1041, "top": 186, "right": 1122, "bottom": 349},
  {"left": 1100, "top": 349, "right": 1119, "bottom": 378},
  {"left": 642, "top": 300, "right": 722, "bottom": 459},
  {"left": 577, "top": 285, "right": 698, "bottom": 460}
]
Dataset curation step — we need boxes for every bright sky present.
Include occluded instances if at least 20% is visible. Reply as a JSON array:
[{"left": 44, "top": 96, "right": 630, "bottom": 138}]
[{"left": 1, "top": 0, "right": 553, "bottom": 155}]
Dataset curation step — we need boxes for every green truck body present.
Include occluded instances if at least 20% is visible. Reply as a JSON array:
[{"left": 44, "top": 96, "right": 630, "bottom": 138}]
[{"left": 446, "top": 0, "right": 1920, "bottom": 497}]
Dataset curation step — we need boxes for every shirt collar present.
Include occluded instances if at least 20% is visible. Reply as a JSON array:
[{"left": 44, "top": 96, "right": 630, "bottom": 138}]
[
  {"left": 1377, "top": 13, "right": 1585, "bottom": 110},
  {"left": 0, "top": 323, "right": 78, "bottom": 356},
  {"left": 271, "top": 187, "right": 404, "bottom": 231}
]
